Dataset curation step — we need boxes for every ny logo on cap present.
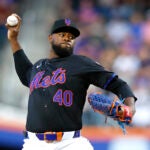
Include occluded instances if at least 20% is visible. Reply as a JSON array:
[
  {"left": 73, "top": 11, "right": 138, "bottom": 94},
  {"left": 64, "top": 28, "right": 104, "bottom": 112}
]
[{"left": 65, "top": 18, "right": 71, "bottom": 26}]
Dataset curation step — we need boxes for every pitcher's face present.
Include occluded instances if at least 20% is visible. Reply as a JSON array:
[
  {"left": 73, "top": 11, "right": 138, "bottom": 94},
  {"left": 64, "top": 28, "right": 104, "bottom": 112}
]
[{"left": 49, "top": 32, "right": 75, "bottom": 57}]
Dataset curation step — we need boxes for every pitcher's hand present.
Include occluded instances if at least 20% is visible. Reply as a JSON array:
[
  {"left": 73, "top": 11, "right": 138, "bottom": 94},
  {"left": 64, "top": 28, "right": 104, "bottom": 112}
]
[{"left": 6, "top": 14, "right": 22, "bottom": 41}]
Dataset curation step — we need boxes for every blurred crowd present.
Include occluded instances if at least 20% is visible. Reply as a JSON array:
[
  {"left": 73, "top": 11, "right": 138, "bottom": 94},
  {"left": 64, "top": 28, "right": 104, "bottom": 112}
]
[{"left": 0, "top": 0, "right": 150, "bottom": 128}]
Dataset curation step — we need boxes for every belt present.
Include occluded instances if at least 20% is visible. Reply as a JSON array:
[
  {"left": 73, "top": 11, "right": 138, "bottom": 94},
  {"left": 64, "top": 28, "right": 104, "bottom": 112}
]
[{"left": 24, "top": 130, "right": 80, "bottom": 142}]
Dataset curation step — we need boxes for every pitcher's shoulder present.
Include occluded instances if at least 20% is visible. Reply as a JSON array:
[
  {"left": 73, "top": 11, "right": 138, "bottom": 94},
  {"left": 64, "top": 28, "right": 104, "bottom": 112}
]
[{"left": 71, "top": 54, "right": 94, "bottom": 63}]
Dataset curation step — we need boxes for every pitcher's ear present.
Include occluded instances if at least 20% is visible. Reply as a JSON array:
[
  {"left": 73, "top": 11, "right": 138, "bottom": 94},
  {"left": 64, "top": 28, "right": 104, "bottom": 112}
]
[{"left": 48, "top": 35, "right": 52, "bottom": 42}]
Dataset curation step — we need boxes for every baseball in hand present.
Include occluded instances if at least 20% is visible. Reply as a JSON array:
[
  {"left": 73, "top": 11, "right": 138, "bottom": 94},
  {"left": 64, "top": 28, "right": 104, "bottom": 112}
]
[{"left": 7, "top": 15, "right": 18, "bottom": 26}]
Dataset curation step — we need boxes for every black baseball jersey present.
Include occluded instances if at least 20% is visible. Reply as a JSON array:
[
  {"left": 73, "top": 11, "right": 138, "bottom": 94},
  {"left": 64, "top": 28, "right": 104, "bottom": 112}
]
[{"left": 13, "top": 50, "right": 136, "bottom": 133}]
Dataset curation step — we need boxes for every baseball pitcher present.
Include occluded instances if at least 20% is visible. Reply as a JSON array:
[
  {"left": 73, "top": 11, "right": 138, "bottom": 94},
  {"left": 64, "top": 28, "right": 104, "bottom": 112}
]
[{"left": 6, "top": 14, "right": 136, "bottom": 150}]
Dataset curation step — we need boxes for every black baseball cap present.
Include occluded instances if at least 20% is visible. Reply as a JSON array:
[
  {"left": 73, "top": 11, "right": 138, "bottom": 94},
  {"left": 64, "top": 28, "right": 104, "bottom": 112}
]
[{"left": 50, "top": 18, "right": 80, "bottom": 38}]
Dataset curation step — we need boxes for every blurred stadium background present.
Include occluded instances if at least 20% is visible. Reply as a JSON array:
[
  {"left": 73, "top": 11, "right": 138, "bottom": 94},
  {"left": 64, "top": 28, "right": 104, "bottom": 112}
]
[{"left": 0, "top": 0, "right": 150, "bottom": 150}]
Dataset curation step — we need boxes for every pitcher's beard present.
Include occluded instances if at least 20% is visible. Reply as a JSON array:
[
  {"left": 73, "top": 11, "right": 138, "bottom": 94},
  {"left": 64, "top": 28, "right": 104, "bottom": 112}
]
[{"left": 52, "top": 44, "right": 73, "bottom": 58}]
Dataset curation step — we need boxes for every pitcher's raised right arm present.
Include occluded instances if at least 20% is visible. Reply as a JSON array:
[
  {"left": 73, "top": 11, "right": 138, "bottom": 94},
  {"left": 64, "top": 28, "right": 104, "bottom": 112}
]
[{"left": 6, "top": 14, "right": 33, "bottom": 87}]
